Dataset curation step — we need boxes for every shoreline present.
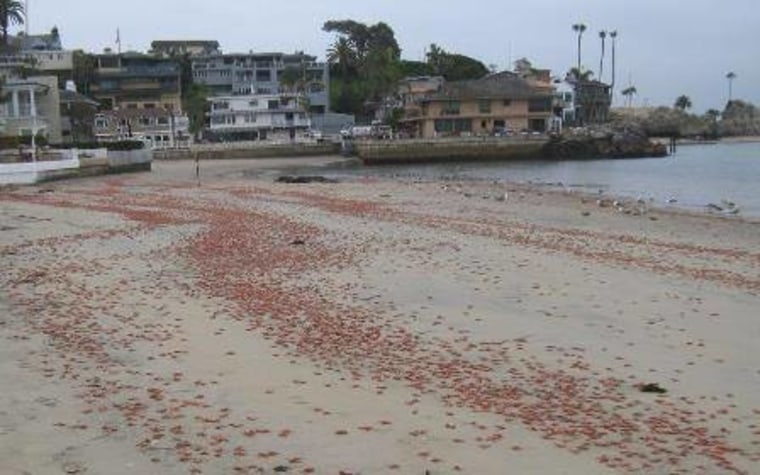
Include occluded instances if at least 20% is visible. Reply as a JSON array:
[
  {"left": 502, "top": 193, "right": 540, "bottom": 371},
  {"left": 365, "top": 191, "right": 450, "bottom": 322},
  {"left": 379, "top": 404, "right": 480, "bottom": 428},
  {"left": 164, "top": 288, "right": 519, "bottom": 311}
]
[{"left": 2, "top": 162, "right": 759, "bottom": 473}]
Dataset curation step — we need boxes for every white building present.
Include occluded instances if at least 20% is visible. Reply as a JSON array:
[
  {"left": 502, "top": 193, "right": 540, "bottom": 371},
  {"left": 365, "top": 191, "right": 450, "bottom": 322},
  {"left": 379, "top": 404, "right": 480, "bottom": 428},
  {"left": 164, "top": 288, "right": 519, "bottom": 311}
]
[
  {"left": 551, "top": 81, "right": 576, "bottom": 133},
  {"left": 207, "top": 93, "right": 311, "bottom": 141},
  {"left": 1, "top": 76, "right": 62, "bottom": 143}
]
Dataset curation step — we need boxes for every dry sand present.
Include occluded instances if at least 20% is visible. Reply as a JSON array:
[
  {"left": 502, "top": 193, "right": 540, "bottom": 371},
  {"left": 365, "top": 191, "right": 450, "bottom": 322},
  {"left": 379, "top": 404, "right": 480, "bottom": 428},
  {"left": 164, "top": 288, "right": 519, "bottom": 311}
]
[{"left": 1, "top": 158, "right": 759, "bottom": 474}]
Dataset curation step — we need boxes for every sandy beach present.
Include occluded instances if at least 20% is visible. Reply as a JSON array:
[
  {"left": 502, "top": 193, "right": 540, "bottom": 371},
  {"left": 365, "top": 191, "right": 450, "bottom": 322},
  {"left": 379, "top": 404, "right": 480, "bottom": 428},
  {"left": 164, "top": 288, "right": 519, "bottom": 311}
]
[{"left": 1, "top": 158, "right": 759, "bottom": 474}]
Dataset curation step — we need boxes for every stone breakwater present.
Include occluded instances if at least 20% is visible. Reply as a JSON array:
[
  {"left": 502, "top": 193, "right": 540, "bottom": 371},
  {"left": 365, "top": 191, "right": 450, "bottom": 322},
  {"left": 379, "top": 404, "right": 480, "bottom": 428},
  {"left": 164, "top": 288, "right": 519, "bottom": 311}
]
[{"left": 353, "top": 133, "right": 666, "bottom": 165}]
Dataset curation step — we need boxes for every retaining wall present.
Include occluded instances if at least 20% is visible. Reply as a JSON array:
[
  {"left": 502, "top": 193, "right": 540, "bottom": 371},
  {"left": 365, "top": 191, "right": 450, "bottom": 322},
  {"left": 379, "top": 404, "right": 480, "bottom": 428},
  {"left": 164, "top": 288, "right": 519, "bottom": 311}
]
[
  {"left": 0, "top": 148, "right": 152, "bottom": 185},
  {"left": 354, "top": 137, "right": 548, "bottom": 165},
  {"left": 154, "top": 142, "right": 339, "bottom": 161}
]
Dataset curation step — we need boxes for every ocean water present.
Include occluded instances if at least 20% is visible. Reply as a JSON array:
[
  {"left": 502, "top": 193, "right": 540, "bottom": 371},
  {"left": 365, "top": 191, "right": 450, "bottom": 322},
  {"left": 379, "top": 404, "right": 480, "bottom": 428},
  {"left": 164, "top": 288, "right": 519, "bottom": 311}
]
[{"left": 326, "top": 142, "right": 760, "bottom": 218}]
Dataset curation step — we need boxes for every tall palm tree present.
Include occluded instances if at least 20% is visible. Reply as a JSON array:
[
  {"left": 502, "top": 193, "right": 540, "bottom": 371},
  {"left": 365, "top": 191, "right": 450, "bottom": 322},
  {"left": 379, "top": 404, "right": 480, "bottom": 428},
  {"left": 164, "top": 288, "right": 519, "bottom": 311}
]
[
  {"left": 598, "top": 30, "right": 607, "bottom": 82},
  {"left": 609, "top": 31, "right": 618, "bottom": 98},
  {"left": 674, "top": 95, "right": 692, "bottom": 111},
  {"left": 621, "top": 86, "right": 637, "bottom": 108},
  {"left": 572, "top": 23, "right": 587, "bottom": 74},
  {"left": 0, "top": 0, "right": 25, "bottom": 47},
  {"left": 726, "top": 71, "right": 736, "bottom": 102}
]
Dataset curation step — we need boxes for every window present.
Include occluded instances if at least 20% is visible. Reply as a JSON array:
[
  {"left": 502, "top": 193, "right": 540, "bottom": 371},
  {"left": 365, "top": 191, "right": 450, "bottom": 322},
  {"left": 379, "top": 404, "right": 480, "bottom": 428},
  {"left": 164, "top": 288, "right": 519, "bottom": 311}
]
[
  {"left": 478, "top": 100, "right": 491, "bottom": 114},
  {"left": 503, "top": 99, "right": 512, "bottom": 107},
  {"left": 440, "top": 101, "right": 460, "bottom": 116},
  {"left": 144, "top": 103, "right": 156, "bottom": 109},
  {"left": 434, "top": 119, "right": 472, "bottom": 134},
  {"left": 213, "top": 101, "right": 229, "bottom": 110},
  {"left": 139, "top": 117, "right": 152, "bottom": 126},
  {"left": 528, "top": 98, "right": 552, "bottom": 112},
  {"left": 157, "top": 117, "right": 169, "bottom": 125},
  {"left": 268, "top": 100, "right": 279, "bottom": 110},
  {"left": 95, "top": 118, "right": 108, "bottom": 128},
  {"left": 256, "top": 70, "right": 272, "bottom": 82},
  {"left": 126, "top": 103, "right": 138, "bottom": 109},
  {"left": 248, "top": 99, "right": 259, "bottom": 107}
]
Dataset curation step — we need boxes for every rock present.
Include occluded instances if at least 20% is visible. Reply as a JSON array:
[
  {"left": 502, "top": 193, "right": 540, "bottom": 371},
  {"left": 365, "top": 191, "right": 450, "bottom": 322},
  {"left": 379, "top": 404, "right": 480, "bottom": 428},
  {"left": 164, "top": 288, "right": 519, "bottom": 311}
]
[
  {"left": 276, "top": 176, "right": 337, "bottom": 184},
  {"left": 637, "top": 382, "right": 667, "bottom": 394},
  {"left": 581, "top": 211, "right": 591, "bottom": 217},
  {"left": 63, "top": 462, "right": 84, "bottom": 474},
  {"left": 290, "top": 239, "right": 306, "bottom": 246}
]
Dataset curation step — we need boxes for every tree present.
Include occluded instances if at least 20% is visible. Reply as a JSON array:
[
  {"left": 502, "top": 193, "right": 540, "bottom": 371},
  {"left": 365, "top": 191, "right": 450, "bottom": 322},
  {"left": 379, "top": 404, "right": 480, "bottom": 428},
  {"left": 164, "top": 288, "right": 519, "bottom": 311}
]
[
  {"left": 72, "top": 50, "right": 97, "bottom": 96},
  {"left": 705, "top": 109, "right": 721, "bottom": 121},
  {"left": 726, "top": 71, "right": 736, "bottom": 102},
  {"left": 426, "top": 43, "right": 488, "bottom": 81},
  {"left": 609, "top": 31, "right": 618, "bottom": 98},
  {"left": 572, "top": 23, "right": 587, "bottom": 74},
  {"left": 621, "top": 86, "right": 637, "bottom": 108},
  {"left": 598, "top": 30, "right": 607, "bottom": 82},
  {"left": 182, "top": 84, "right": 209, "bottom": 140},
  {"left": 720, "top": 99, "right": 760, "bottom": 137},
  {"left": 567, "top": 67, "right": 594, "bottom": 82},
  {"left": 323, "top": 19, "right": 403, "bottom": 118},
  {"left": 674, "top": 95, "right": 692, "bottom": 111},
  {"left": 0, "top": 0, "right": 24, "bottom": 48},
  {"left": 278, "top": 66, "right": 303, "bottom": 94}
]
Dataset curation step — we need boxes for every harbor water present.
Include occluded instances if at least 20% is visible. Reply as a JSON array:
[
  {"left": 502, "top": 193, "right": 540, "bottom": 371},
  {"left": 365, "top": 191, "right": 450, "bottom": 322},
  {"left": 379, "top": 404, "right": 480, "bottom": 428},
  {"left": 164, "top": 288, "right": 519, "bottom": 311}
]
[{"left": 326, "top": 141, "right": 760, "bottom": 218}]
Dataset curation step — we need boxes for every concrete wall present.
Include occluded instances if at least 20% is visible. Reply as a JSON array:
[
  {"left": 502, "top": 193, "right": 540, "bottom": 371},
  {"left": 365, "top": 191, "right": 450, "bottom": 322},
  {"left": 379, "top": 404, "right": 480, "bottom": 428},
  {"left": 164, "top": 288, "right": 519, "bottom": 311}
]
[
  {"left": 0, "top": 148, "right": 152, "bottom": 185},
  {"left": 0, "top": 154, "right": 80, "bottom": 185},
  {"left": 155, "top": 142, "right": 339, "bottom": 160},
  {"left": 354, "top": 137, "right": 548, "bottom": 164}
]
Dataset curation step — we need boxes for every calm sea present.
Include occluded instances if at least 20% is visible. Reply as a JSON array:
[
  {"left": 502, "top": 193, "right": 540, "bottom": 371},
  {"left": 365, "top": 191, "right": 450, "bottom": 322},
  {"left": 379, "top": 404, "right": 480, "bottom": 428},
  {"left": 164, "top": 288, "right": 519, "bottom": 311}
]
[{"left": 324, "top": 142, "right": 760, "bottom": 218}]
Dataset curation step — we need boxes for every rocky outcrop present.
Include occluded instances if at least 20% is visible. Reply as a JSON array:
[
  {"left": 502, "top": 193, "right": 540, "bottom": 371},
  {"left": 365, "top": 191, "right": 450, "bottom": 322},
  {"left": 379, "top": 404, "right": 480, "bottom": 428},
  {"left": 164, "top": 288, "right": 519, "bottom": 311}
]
[{"left": 542, "top": 125, "right": 668, "bottom": 159}]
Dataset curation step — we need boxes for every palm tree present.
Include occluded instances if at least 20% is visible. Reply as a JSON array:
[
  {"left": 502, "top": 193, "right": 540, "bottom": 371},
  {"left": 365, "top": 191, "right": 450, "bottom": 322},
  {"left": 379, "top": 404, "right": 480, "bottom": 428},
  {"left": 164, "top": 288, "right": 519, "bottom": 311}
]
[
  {"left": 674, "top": 95, "right": 692, "bottom": 111},
  {"left": 568, "top": 67, "right": 594, "bottom": 82},
  {"left": 705, "top": 108, "right": 721, "bottom": 121},
  {"left": 726, "top": 71, "right": 736, "bottom": 102},
  {"left": 572, "top": 23, "right": 587, "bottom": 74},
  {"left": 598, "top": 30, "right": 607, "bottom": 82},
  {"left": 0, "top": 0, "right": 24, "bottom": 47},
  {"left": 621, "top": 86, "right": 637, "bottom": 108},
  {"left": 609, "top": 31, "right": 618, "bottom": 99},
  {"left": 327, "top": 37, "right": 357, "bottom": 78}
]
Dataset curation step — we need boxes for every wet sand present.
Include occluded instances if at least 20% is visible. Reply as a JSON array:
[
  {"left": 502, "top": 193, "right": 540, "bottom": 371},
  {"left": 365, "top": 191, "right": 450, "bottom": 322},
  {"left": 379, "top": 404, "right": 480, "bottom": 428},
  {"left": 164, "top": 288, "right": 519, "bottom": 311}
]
[{"left": 1, "top": 159, "right": 759, "bottom": 474}]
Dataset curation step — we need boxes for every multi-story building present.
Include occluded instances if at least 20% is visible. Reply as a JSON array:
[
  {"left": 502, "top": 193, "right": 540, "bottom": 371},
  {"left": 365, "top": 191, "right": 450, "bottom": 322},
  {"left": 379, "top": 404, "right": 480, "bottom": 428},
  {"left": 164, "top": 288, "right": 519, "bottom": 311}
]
[
  {"left": 2, "top": 28, "right": 74, "bottom": 87},
  {"left": 150, "top": 40, "right": 221, "bottom": 58},
  {"left": 399, "top": 71, "right": 555, "bottom": 138},
  {"left": 191, "top": 51, "right": 329, "bottom": 115},
  {"left": 89, "top": 52, "right": 182, "bottom": 112},
  {"left": 206, "top": 93, "right": 310, "bottom": 141},
  {"left": 93, "top": 108, "right": 190, "bottom": 148}
]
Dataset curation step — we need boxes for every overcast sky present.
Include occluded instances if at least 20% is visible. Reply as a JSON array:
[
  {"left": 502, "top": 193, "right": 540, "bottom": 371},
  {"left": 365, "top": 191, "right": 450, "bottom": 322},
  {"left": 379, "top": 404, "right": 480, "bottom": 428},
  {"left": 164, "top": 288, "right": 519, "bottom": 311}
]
[{"left": 27, "top": 0, "right": 758, "bottom": 111}]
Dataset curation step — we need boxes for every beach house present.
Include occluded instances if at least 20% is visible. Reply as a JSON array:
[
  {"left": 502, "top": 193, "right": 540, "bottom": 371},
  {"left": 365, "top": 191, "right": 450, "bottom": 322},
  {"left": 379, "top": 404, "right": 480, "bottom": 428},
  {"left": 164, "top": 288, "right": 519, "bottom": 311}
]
[{"left": 398, "top": 72, "right": 555, "bottom": 139}]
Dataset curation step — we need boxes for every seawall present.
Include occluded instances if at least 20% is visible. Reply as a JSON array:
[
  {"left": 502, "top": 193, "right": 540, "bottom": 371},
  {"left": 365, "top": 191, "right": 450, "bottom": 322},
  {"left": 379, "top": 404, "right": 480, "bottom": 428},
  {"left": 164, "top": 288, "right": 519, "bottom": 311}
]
[
  {"left": 353, "top": 137, "right": 548, "bottom": 165},
  {"left": 154, "top": 142, "right": 340, "bottom": 161}
]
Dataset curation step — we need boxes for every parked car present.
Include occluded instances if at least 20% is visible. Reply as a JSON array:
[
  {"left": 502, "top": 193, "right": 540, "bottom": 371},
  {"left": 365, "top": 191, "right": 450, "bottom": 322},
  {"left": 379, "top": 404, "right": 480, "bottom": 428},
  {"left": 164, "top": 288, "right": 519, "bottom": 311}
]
[{"left": 306, "top": 129, "right": 324, "bottom": 142}]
